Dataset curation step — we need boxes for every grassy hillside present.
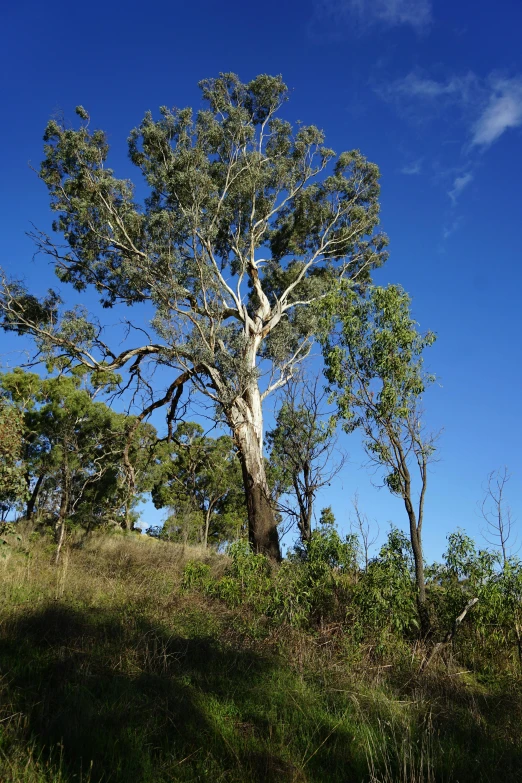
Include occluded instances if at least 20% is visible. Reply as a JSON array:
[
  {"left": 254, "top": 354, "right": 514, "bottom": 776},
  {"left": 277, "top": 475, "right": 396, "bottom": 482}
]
[{"left": 1, "top": 532, "right": 521, "bottom": 782}]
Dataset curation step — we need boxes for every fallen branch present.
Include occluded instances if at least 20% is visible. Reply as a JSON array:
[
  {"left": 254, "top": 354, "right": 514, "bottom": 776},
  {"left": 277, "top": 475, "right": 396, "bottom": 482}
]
[{"left": 421, "top": 597, "right": 479, "bottom": 672}]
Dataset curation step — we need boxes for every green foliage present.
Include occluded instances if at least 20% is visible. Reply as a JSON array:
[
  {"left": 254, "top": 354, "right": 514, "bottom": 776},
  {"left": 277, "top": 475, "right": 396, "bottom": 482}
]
[
  {"left": 320, "top": 283, "right": 435, "bottom": 461},
  {"left": 0, "top": 521, "right": 23, "bottom": 559},
  {"left": 319, "top": 283, "right": 437, "bottom": 629},
  {"left": 318, "top": 506, "right": 336, "bottom": 527},
  {"left": 277, "top": 517, "right": 359, "bottom": 627},
  {"left": 425, "top": 531, "right": 522, "bottom": 669},
  {"left": 0, "top": 369, "right": 157, "bottom": 531},
  {"left": 152, "top": 422, "right": 245, "bottom": 547},
  {"left": 179, "top": 516, "right": 522, "bottom": 674},
  {"left": 183, "top": 517, "right": 360, "bottom": 629},
  {"left": 180, "top": 560, "right": 213, "bottom": 592},
  {"left": 266, "top": 379, "right": 340, "bottom": 543},
  {"left": 220, "top": 539, "right": 273, "bottom": 610},
  {"left": 181, "top": 540, "right": 271, "bottom": 610},
  {"left": 1, "top": 73, "right": 388, "bottom": 389},
  {"left": 354, "top": 528, "right": 418, "bottom": 639},
  {"left": 185, "top": 519, "right": 522, "bottom": 657},
  {"left": 431, "top": 530, "right": 499, "bottom": 618},
  {"left": 0, "top": 399, "right": 27, "bottom": 514}
]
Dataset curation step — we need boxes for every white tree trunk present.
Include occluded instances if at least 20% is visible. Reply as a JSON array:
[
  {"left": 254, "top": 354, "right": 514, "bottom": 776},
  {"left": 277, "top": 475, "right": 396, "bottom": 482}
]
[{"left": 228, "top": 380, "right": 280, "bottom": 560}]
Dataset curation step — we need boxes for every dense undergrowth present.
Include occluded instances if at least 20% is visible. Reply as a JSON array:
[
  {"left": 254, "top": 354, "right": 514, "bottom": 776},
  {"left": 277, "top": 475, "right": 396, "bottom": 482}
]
[{"left": 1, "top": 528, "right": 521, "bottom": 782}]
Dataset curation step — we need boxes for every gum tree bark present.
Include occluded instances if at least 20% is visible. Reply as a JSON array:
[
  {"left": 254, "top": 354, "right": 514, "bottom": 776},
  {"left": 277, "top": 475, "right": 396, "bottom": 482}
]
[{"left": 229, "top": 384, "right": 280, "bottom": 557}]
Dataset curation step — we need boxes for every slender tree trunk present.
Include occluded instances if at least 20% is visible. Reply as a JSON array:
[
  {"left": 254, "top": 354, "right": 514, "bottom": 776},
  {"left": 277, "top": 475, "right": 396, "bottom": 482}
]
[
  {"left": 55, "top": 513, "right": 67, "bottom": 566},
  {"left": 294, "top": 478, "right": 307, "bottom": 544},
  {"left": 304, "top": 502, "right": 313, "bottom": 543},
  {"left": 303, "top": 462, "right": 313, "bottom": 543},
  {"left": 26, "top": 473, "right": 44, "bottom": 521},
  {"left": 229, "top": 384, "right": 281, "bottom": 561},
  {"left": 55, "top": 464, "right": 69, "bottom": 566},
  {"left": 203, "top": 509, "right": 211, "bottom": 549},
  {"left": 404, "top": 494, "right": 429, "bottom": 635},
  {"left": 294, "top": 462, "right": 313, "bottom": 544},
  {"left": 122, "top": 436, "right": 135, "bottom": 531},
  {"left": 395, "top": 440, "right": 430, "bottom": 636},
  {"left": 295, "top": 488, "right": 313, "bottom": 544},
  {"left": 203, "top": 498, "right": 219, "bottom": 549}
]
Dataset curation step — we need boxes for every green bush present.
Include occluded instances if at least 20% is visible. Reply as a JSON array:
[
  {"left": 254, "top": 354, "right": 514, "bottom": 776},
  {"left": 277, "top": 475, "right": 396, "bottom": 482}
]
[
  {"left": 181, "top": 523, "right": 522, "bottom": 673},
  {"left": 352, "top": 528, "right": 418, "bottom": 642},
  {"left": 180, "top": 560, "right": 213, "bottom": 592}
]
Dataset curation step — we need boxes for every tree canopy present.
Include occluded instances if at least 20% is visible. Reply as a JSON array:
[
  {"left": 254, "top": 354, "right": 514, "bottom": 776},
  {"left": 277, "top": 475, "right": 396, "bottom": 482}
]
[{"left": 0, "top": 369, "right": 158, "bottom": 538}]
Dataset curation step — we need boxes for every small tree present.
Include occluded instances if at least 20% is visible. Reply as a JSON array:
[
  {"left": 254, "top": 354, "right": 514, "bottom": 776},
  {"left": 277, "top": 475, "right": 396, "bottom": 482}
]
[
  {"left": 480, "top": 467, "right": 517, "bottom": 565},
  {"left": 350, "top": 493, "right": 379, "bottom": 571},
  {"left": 356, "top": 527, "right": 418, "bottom": 640},
  {"left": 266, "top": 377, "right": 342, "bottom": 543},
  {"left": 0, "top": 72, "right": 387, "bottom": 559},
  {"left": 321, "top": 284, "right": 437, "bottom": 633},
  {"left": 152, "top": 422, "right": 245, "bottom": 548},
  {"left": 0, "top": 369, "right": 157, "bottom": 556},
  {"left": 478, "top": 469, "right": 521, "bottom": 665},
  {"left": 0, "top": 399, "right": 27, "bottom": 519}
]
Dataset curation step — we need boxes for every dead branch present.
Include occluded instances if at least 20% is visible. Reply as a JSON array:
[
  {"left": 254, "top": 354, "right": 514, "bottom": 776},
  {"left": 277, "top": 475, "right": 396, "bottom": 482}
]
[{"left": 420, "top": 597, "right": 479, "bottom": 672}]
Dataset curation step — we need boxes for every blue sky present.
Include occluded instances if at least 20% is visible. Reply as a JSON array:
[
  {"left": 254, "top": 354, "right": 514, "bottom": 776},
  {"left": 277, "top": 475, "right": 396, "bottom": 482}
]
[{"left": 1, "top": 0, "right": 521, "bottom": 559}]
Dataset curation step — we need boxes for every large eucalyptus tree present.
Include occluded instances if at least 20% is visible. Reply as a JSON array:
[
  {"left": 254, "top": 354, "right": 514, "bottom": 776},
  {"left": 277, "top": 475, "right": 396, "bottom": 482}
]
[{"left": 0, "top": 73, "right": 387, "bottom": 558}]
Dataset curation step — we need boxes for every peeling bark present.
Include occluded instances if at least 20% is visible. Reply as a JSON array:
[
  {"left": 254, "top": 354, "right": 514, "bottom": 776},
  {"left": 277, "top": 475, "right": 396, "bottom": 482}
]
[{"left": 229, "top": 383, "right": 280, "bottom": 561}]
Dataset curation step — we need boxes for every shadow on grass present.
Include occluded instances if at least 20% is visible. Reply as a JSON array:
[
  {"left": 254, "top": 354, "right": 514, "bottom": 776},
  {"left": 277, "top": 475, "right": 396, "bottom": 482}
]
[
  {"left": 2, "top": 603, "right": 522, "bottom": 782},
  {"left": 0, "top": 604, "right": 359, "bottom": 783}
]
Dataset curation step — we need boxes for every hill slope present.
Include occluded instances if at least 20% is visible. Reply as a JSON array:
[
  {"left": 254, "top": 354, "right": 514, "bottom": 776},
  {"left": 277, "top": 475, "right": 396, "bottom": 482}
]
[{"left": 1, "top": 533, "right": 521, "bottom": 782}]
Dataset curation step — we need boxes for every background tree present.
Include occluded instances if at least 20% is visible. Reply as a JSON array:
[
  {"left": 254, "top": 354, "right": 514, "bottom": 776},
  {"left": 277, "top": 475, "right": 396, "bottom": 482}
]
[
  {"left": 0, "top": 398, "right": 27, "bottom": 520},
  {"left": 152, "top": 422, "right": 245, "bottom": 548},
  {"left": 321, "top": 284, "right": 436, "bottom": 633},
  {"left": 478, "top": 467, "right": 521, "bottom": 664},
  {"left": 0, "top": 73, "right": 388, "bottom": 559},
  {"left": 480, "top": 467, "right": 517, "bottom": 565},
  {"left": 350, "top": 492, "right": 379, "bottom": 571},
  {"left": 0, "top": 370, "right": 157, "bottom": 550},
  {"left": 0, "top": 369, "right": 49, "bottom": 522},
  {"left": 266, "top": 377, "right": 343, "bottom": 544}
]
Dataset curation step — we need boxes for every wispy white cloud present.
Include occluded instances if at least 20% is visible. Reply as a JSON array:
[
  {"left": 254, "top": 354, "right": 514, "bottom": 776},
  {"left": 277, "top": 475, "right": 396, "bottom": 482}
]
[
  {"left": 471, "top": 78, "right": 522, "bottom": 147},
  {"left": 381, "top": 70, "right": 522, "bottom": 149},
  {"left": 378, "top": 69, "right": 522, "bottom": 238},
  {"left": 448, "top": 172, "right": 473, "bottom": 204},
  {"left": 443, "top": 216, "right": 463, "bottom": 240},
  {"left": 382, "top": 70, "right": 478, "bottom": 105},
  {"left": 315, "top": 0, "right": 432, "bottom": 31},
  {"left": 401, "top": 160, "right": 423, "bottom": 175}
]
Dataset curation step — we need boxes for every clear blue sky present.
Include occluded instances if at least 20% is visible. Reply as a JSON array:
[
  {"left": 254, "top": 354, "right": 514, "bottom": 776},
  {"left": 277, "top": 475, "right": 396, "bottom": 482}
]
[{"left": 1, "top": 0, "right": 521, "bottom": 559}]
